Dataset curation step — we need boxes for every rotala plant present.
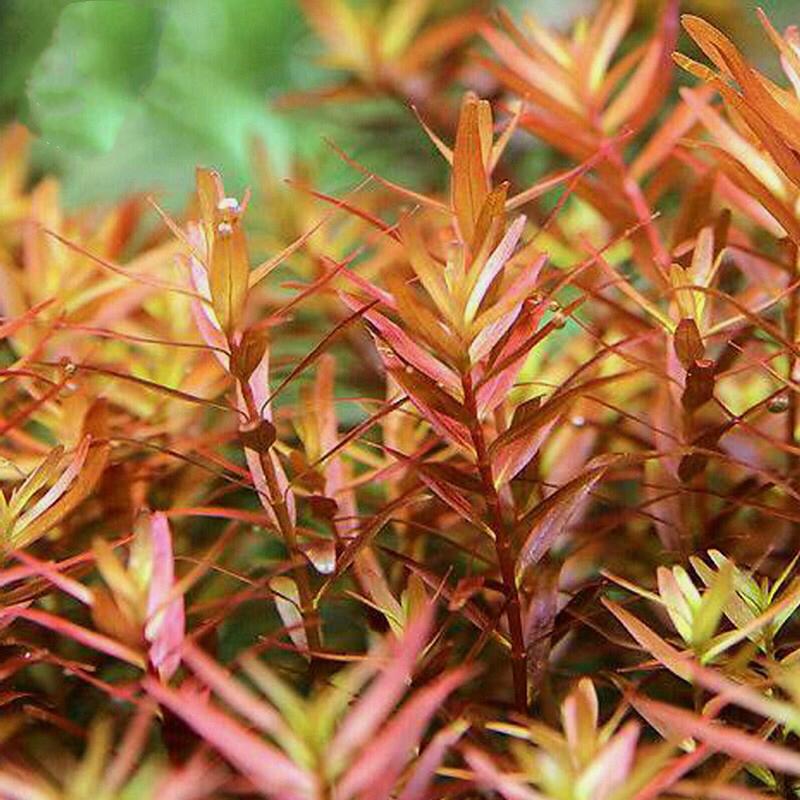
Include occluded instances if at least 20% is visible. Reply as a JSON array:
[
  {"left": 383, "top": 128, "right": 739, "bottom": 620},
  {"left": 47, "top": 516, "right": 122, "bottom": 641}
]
[
  {"left": 467, "top": 677, "right": 672, "bottom": 800},
  {"left": 179, "top": 167, "right": 324, "bottom": 654},
  {"left": 291, "top": 0, "right": 481, "bottom": 118},
  {"left": 4, "top": 2, "right": 800, "bottom": 798},
  {"left": 145, "top": 605, "right": 471, "bottom": 800}
]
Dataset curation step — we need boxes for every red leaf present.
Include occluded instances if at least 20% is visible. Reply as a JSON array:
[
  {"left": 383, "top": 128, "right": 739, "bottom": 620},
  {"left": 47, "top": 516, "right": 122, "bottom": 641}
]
[
  {"left": 329, "top": 605, "right": 433, "bottom": 766},
  {"left": 488, "top": 374, "right": 632, "bottom": 486},
  {"left": 338, "top": 666, "right": 472, "bottom": 800},
  {"left": 633, "top": 694, "right": 800, "bottom": 775},
  {"left": 514, "top": 456, "right": 616, "bottom": 583},
  {"left": 144, "top": 678, "right": 315, "bottom": 799}
]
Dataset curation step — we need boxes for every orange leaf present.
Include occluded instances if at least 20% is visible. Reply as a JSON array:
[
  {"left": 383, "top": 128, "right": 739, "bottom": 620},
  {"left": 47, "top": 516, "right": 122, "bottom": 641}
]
[{"left": 452, "top": 95, "right": 490, "bottom": 244}]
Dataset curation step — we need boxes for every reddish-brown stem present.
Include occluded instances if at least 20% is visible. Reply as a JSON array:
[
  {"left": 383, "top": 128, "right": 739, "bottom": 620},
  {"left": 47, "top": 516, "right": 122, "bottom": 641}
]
[
  {"left": 787, "top": 245, "right": 798, "bottom": 485},
  {"left": 238, "top": 380, "right": 321, "bottom": 654},
  {"left": 461, "top": 370, "right": 528, "bottom": 712},
  {"left": 784, "top": 245, "right": 800, "bottom": 562}
]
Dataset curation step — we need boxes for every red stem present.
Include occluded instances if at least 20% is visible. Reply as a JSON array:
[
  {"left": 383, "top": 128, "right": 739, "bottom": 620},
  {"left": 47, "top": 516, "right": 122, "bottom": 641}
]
[
  {"left": 461, "top": 370, "right": 528, "bottom": 712},
  {"left": 239, "top": 380, "right": 321, "bottom": 654}
]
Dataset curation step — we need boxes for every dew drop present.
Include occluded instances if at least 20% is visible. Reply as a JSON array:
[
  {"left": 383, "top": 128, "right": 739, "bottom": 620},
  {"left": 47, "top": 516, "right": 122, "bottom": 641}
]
[
  {"left": 217, "top": 197, "right": 240, "bottom": 213},
  {"left": 768, "top": 394, "right": 790, "bottom": 414}
]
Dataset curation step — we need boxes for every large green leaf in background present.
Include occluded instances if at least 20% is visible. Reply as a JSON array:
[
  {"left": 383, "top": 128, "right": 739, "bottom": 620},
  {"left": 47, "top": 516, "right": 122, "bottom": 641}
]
[
  {"left": 3, "top": 0, "right": 799, "bottom": 209},
  {"left": 0, "top": 0, "right": 68, "bottom": 121},
  {"left": 27, "top": 1, "right": 160, "bottom": 154},
  {"left": 19, "top": 0, "right": 313, "bottom": 207}
]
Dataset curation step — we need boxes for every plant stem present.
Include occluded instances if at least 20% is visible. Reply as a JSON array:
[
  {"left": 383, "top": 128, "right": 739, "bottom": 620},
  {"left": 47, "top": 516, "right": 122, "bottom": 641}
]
[
  {"left": 461, "top": 370, "right": 528, "bottom": 712},
  {"left": 239, "top": 380, "right": 321, "bottom": 655},
  {"left": 787, "top": 244, "right": 798, "bottom": 485}
]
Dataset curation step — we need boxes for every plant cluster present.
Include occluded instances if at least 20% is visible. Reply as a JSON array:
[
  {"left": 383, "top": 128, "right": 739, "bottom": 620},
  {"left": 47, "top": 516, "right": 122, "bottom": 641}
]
[{"left": 2, "top": 1, "right": 800, "bottom": 798}]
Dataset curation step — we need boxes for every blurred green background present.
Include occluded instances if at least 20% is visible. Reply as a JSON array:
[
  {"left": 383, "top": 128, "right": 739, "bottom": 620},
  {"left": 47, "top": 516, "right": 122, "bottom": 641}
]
[{"left": 1, "top": 0, "right": 798, "bottom": 209}]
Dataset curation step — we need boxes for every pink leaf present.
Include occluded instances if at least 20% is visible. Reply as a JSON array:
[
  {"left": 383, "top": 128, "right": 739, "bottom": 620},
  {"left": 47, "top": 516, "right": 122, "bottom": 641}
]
[
  {"left": 476, "top": 298, "right": 546, "bottom": 415},
  {"left": 583, "top": 721, "right": 641, "bottom": 800},
  {"left": 341, "top": 293, "right": 461, "bottom": 393},
  {"left": 465, "top": 214, "right": 527, "bottom": 323},
  {"left": 0, "top": 606, "right": 143, "bottom": 667},
  {"left": 338, "top": 666, "right": 471, "bottom": 800},
  {"left": 465, "top": 746, "right": 545, "bottom": 800},
  {"left": 144, "top": 512, "right": 185, "bottom": 682},
  {"left": 381, "top": 352, "right": 472, "bottom": 451},
  {"left": 181, "top": 642, "right": 288, "bottom": 739},
  {"left": 235, "top": 339, "right": 297, "bottom": 526},
  {"left": 397, "top": 719, "right": 468, "bottom": 800},
  {"left": 633, "top": 695, "right": 800, "bottom": 776},
  {"left": 329, "top": 604, "right": 433, "bottom": 766},
  {"left": 469, "top": 253, "right": 546, "bottom": 363},
  {"left": 9, "top": 549, "right": 93, "bottom": 607},
  {"left": 489, "top": 374, "right": 629, "bottom": 486},
  {"left": 144, "top": 678, "right": 316, "bottom": 800}
]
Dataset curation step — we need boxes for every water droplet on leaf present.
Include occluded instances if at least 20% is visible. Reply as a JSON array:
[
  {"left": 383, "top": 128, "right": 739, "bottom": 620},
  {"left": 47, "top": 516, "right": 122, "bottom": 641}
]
[
  {"left": 768, "top": 394, "right": 790, "bottom": 414},
  {"left": 217, "top": 197, "right": 240, "bottom": 213}
]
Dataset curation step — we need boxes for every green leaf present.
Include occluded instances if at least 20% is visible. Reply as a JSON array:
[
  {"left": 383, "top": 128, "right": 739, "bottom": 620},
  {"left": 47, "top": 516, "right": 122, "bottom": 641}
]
[
  {"left": 25, "top": 0, "right": 305, "bottom": 207},
  {"left": 0, "top": 0, "right": 69, "bottom": 120},
  {"left": 693, "top": 561, "right": 733, "bottom": 651},
  {"left": 27, "top": 1, "right": 161, "bottom": 153}
]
